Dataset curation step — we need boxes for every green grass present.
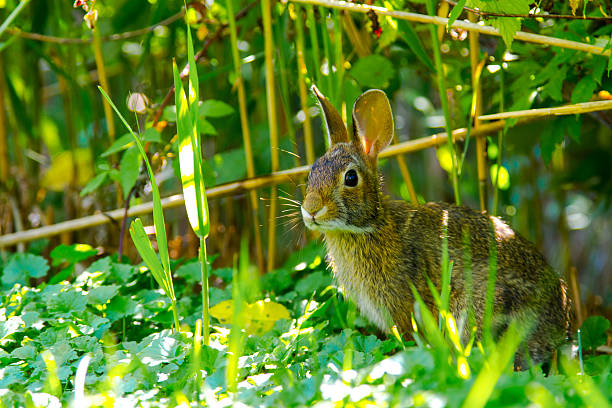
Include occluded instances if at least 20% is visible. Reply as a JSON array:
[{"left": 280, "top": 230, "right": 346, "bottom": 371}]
[{"left": 0, "top": 242, "right": 610, "bottom": 407}]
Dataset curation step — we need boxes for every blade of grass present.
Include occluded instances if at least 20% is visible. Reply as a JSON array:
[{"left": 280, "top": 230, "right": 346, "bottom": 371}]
[
  {"left": 98, "top": 86, "right": 179, "bottom": 331},
  {"left": 462, "top": 321, "right": 529, "bottom": 408},
  {"left": 396, "top": 20, "right": 435, "bottom": 71},
  {"left": 482, "top": 222, "right": 498, "bottom": 348}
]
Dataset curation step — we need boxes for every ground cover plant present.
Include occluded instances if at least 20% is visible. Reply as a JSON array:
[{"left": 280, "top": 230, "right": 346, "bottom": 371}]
[
  {"left": 0, "top": 242, "right": 610, "bottom": 407},
  {"left": 1, "top": 0, "right": 612, "bottom": 407}
]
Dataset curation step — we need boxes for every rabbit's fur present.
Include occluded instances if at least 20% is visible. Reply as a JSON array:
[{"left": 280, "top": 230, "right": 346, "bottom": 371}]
[{"left": 301, "top": 87, "right": 572, "bottom": 368}]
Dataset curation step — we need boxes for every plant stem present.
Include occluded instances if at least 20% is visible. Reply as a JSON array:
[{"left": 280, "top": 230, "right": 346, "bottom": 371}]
[
  {"left": 0, "top": 0, "right": 29, "bottom": 38},
  {"left": 92, "top": 25, "right": 120, "bottom": 207},
  {"left": 468, "top": 11, "right": 486, "bottom": 212},
  {"left": 306, "top": 5, "right": 323, "bottom": 88},
  {"left": 171, "top": 299, "right": 181, "bottom": 333},
  {"left": 492, "top": 67, "right": 504, "bottom": 216},
  {"left": 261, "top": 0, "right": 279, "bottom": 271},
  {"left": 201, "top": 237, "right": 209, "bottom": 345},
  {"left": 426, "top": 0, "right": 461, "bottom": 205},
  {"left": 295, "top": 7, "right": 315, "bottom": 164}
]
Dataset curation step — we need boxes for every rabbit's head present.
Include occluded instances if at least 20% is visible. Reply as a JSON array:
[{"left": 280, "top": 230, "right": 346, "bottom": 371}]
[{"left": 301, "top": 86, "right": 394, "bottom": 233}]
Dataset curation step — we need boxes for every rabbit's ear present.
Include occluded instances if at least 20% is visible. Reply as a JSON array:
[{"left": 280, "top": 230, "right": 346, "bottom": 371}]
[
  {"left": 352, "top": 90, "right": 394, "bottom": 159},
  {"left": 312, "top": 85, "right": 349, "bottom": 147}
]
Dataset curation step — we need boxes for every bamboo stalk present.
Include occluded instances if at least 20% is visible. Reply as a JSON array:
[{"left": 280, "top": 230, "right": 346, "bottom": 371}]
[
  {"left": 492, "top": 67, "right": 505, "bottom": 217},
  {"left": 262, "top": 0, "right": 280, "bottom": 272},
  {"left": 0, "top": 54, "right": 8, "bottom": 183},
  {"left": 468, "top": 11, "right": 487, "bottom": 212},
  {"left": 275, "top": 13, "right": 301, "bottom": 170},
  {"left": 478, "top": 99, "right": 612, "bottom": 120},
  {"left": 227, "top": 0, "right": 265, "bottom": 274},
  {"left": 6, "top": 92, "right": 610, "bottom": 248},
  {"left": 287, "top": 0, "right": 611, "bottom": 57},
  {"left": 295, "top": 7, "right": 315, "bottom": 164},
  {"left": 92, "top": 25, "right": 119, "bottom": 206},
  {"left": 0, "top": 120, "right": 512, "bottom": 247},
  {"left": 393, "top": 134, "right": 418, "bottom": 204}
]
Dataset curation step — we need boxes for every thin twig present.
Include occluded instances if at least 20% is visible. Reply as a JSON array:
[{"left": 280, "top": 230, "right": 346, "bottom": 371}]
[
  {"left": 4, "top": 96, "right": 612, "bottom": 247},
  {"left": 0, "top": 119, "right": 516, "bottom": 248},
  {"left": 5, "top": 11, "right": 186, "bottom": 44},
  {"left": 478, "top": 100, "right": 612, "bottom": 120},
  {"left": 443, "top": 0, "right": 612, "bottom": 21},
  {"left": 287, "top": 0, "right": 611, "bottom": 57}
]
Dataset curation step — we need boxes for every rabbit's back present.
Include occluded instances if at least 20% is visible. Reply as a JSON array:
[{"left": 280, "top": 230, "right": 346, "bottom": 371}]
[{"left": 390, "top": 200, "right": 571, "bottom": 364}]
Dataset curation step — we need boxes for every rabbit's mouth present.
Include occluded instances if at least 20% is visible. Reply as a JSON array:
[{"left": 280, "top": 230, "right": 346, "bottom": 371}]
[{"left": 301, "top": 206, "right": 374, "bottom": 234}]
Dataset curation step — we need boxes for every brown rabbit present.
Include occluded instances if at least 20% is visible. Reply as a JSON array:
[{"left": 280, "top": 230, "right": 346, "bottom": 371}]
[{"left": 301, "top": 86, "right": 572, "bottom": 369}]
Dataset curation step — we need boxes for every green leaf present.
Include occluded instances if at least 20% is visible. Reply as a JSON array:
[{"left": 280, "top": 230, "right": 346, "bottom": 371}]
[
  {"left": 174, "top": 57, "right": 209, "bottom": 239},
  {"left": 2, "top": 253, "right": 49, "bottom": 286},
  {"left": 199, "top": 118, "right": 217, "bottom": 135},
  {"left": 80, "top": 172, "right": 108, "bottom": 197},
  {"left": 490, "top": 164, "right": 510, "bottom": 190},
  {"left": 349, "top": 55, "right": 396, "bottom": 89},
  {"left": 295, "top": 271, "right": 331, "bottom": 296},
  {"left": 492, "top": 17, "right": 522, "bottom": 49},
  {"left": 0, "top": 316, "right": 25, "bottom": 341},
  {"left": 97, "top": 86, "right": 171, "bottom": 278},
  {"left": 175, "top": 261, "right": 201, "bottom": 283},
  {"left": 396, "top": 21, "right": 434, "bottom": 71},
  {"left": 87, "top": 285, "right": 119, "bottom": 305},
  {"left": 101, "top": 133, "right": 133, "bottom": 157},
  {"left": 447, "top": 0, "right": 467, "bottom": 28},
  {"left": 200, "top": 100, "right": 235, "bottom": 118},
  {"left": 541, "top": 67, "right": 568, "bottom": 102},
  {"left": 49, "top": 244, "right": 97, "bottom": 267},
  {"left": 212, "top": 149, "right": 247, "bottom": 184},
  {"left": 129, "top": 219, "right": 170, "bottom": 299},
  {"left": 580, "top": 316, "right": 610, "bottom": 352},
  {"left": 540, "top": 120, "right": 565, "bottom": 163},
  {"left": 102, "top": 130, "right": 160, "bottom": 159},
  {"left": 120, "top": 146, "right": 141, "bottom": 199},
  {"left": 571, "top": 76, "right": 597, "bottom": 104}
]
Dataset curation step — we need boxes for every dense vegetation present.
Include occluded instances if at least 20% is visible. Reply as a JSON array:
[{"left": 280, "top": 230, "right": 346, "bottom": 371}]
[{"left": 0, "top": 0, "right": 611, "bottom": 406}]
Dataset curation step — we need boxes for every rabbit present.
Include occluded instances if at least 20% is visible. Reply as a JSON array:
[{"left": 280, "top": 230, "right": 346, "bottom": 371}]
[{"left": 301, "top": 86, "right": 572, "bottom": 369}]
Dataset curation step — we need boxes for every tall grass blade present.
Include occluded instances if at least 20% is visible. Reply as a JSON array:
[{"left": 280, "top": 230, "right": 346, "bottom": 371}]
[
  {"left": 396, "top": 20, "right": 435, "bottom": 71},
  {"left": 462, "top": 321, "right": 529, "bottom": 408},
  {"left": 98, "top": 86, "right": 179, "bottom": 330},
  {"left": 482, "top": 223, "right": 498, "bottom": 348}
]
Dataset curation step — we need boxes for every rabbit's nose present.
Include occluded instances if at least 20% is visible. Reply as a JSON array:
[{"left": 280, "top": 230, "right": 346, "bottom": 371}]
[{"left": 301, "top": 205, "right": 328, "bottom": 221}]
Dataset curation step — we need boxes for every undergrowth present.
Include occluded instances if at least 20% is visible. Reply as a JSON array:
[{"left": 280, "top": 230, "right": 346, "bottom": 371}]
[{"left": 0, "top": 242, "right": 610, "bottom": 407}]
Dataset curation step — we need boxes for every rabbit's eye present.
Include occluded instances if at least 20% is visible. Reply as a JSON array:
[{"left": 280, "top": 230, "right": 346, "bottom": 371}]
[{"left": 344, "top": 169, "right": 358, "bottom": 187}]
